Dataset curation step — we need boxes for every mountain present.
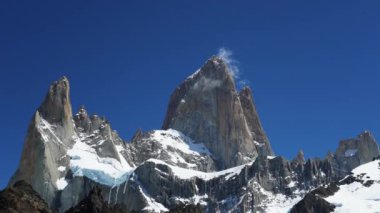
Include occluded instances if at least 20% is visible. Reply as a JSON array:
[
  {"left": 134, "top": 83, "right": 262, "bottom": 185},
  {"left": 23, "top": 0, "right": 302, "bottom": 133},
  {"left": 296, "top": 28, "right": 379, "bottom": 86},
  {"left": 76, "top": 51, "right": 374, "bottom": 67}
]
[
  {"left": 162, "top": 57, "right": 270, "bottom": 169},
  {"left": 5, "top": 56, "right": 380, "bottom": 212}
]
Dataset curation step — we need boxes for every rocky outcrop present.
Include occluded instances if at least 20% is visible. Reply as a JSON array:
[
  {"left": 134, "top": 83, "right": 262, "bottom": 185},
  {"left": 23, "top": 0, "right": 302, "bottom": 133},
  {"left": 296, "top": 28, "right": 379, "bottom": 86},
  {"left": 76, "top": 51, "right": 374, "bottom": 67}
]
[
  {"left": 290, "top": 193, "right": 335, "bottom": 213},
  {"left": 334, "top": 131, "right": 380, "bottom": 176},
  {"left": 65, "top": 186, "right": 128, "bottom": 213},
  {"left": 162, "top": 56, "right": 262, "bottom": 169},
  {"left": 73, "top": 106, "right": 124, "bottom": 161},
  {"left": 0, "top": 180, "right": 56, "bottom": 213}
]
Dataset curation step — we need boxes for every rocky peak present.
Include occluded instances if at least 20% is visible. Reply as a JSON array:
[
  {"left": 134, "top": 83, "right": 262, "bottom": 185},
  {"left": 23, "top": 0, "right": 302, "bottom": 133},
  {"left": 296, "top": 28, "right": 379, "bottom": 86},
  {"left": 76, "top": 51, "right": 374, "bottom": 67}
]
[
  {"left": 239, "top": 86, "right": 274, "bottom": 155},
  {"left": 334, "top": 130, "right": 380, "bottom": 175},
  {"left": 73, "top": 105, "right": 91, "bottom": 132},
  {"left": 294, "top": 150, "right": 305, "bottom": 165},
  {"left": 9, "top": 77, "right": 76, "bottom": 207},
  {"left": 162, "top": 56, "right": 260, "bottom": 169},
  {"left": 197, "top": 56, "right": 231, "bottom": 78},
  {"left": 38, "top": 76, "right": 73, "bottom": 133},
  {"left": 131, "top": 128, "right": 144, "bottom": 143}
]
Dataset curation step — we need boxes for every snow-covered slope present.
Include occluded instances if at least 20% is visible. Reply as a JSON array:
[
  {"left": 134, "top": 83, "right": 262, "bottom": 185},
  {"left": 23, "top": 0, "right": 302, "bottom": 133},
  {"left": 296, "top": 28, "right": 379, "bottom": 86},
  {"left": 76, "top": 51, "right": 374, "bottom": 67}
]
[
  {"left": 67, "top": 133, "right": 133, "bottom": 187},
  {"left": 325, "top": 160, "right": 380, "bottom": 212},
  {"left": 130, "top": 129, "right": 217, "bottom": 172}
]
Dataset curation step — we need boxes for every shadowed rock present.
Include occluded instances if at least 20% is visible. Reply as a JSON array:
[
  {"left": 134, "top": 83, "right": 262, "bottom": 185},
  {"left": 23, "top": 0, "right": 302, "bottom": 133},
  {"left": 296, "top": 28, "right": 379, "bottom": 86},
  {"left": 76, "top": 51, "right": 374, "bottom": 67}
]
[
  {"left": 290, "top": 193, "right": 335, "bottom": 213},
  {"left": 334, "top": 131, "right": 380, "bottom": 176},
  {"left": 0, "top": 180, "right": 56, "bottom": 213},
  {"left": 65, "top": 186, "right": 129, "bottom": 213}
]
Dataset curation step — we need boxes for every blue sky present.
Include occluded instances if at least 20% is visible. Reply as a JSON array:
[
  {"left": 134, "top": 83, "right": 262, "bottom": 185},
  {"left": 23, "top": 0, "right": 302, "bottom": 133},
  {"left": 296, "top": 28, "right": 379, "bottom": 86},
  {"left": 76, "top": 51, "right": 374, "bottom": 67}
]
[{"left": 1, "top": 0, "right": 380, "bottom": 189}]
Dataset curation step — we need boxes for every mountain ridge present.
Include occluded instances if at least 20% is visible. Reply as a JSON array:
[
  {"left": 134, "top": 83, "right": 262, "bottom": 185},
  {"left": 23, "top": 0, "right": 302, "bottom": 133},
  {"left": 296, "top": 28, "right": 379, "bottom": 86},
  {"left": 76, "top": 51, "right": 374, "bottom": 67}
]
[{"left": 5, "top": 56, "right": 380, "bottom": 212}]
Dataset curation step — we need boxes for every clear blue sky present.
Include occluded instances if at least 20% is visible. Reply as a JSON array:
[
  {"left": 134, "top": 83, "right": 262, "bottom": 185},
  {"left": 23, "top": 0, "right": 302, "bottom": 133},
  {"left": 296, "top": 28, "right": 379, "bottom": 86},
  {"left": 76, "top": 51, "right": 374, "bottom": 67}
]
[{"left": 1, "top": 0, "right": 379, "bottom": 189}]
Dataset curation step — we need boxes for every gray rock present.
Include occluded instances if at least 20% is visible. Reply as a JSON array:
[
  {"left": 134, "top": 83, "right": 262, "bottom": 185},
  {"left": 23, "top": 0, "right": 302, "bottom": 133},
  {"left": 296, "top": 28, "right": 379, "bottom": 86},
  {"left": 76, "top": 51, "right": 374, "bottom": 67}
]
[
  {"left": 334, "top": 131, "right": 380, "bottom": 176},
  {"left": 9, "top": 77, "right": 74, "bottom": 207},
  {"left": 129, "top": 129, "right": 217, "bottom": 172},
  {"left": 162, "top": 56, "right": 260, "bottom": 169},
  {"left": 239, "top": 86, "right": 274, "bottom": 155}
]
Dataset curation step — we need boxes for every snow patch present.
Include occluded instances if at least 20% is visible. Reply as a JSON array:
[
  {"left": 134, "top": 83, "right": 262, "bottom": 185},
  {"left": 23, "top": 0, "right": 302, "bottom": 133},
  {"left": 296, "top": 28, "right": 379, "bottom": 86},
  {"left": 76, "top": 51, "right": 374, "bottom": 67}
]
[
  {"left": 67, "top": 134, "right": 134, "bottom": 186},
  {"left": 187, "top": 69, "right": 201, "bottom": 80},
  {"left": 37, "top": 116, "right": 69, "bottom": 148},
  {"left": 56, "top": 177, "right": 68, "bottom": 190},
  {"left": 252, "top": 181, "right": 305, "bottom": 213},
  {"left": 151, "top": 129, "right": 211, "bottom": 156},
  {"left": 344, "top": 149, "right": 358, "bottom": 157},
  {"left": 254, "top": 140, "right": 263, "bottom": 147},
  {"left": 139, "top": 185, "right": 168, "bottom": 212},
  {"left": 325, "top": 160, "right": 380, "bottom": 212},
  {"left": 147, "top": 158, "right": 247, "bottom": 181}
]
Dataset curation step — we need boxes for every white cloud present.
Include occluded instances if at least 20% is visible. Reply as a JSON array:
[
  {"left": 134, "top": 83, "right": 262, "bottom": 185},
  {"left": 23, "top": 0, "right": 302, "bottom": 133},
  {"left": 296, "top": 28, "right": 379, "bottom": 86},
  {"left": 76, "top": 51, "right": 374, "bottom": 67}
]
[
  {"left": 237, "top": 79, "right": 250, "bottom": 90},
  {"left": 217, "top": 47, "right": 240, "bottom": 79},
  {"left": 193, "top": 77, "right": 222, "bottom": 91},
  {"left": 217, "top": 47, "right": 250, "bottom": 89}
]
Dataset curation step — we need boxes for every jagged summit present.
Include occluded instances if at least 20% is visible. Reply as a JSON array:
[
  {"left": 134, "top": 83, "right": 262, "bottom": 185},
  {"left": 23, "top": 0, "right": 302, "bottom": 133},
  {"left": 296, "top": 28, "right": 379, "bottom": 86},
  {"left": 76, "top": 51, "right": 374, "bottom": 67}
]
[
  {"left": 292, "top": 150, "right": 305, "bottom": 166},
  {"left": 186, "top": 56, "right": 233, "bottom": 82},
  {"left": 162, "top": 56, "right": 272, "bottom": 169},
  {"left": 38, "top": 76, "right": 72, "bottom": 126},
  {"left": 10, "top": 77, "right": 76, "bottom": 207},
  {"left": 239, "top": 86, "right": 274, "bottom": 155},
  {"left": 334, "top": 130, "right": 380, "bottom": 176}
]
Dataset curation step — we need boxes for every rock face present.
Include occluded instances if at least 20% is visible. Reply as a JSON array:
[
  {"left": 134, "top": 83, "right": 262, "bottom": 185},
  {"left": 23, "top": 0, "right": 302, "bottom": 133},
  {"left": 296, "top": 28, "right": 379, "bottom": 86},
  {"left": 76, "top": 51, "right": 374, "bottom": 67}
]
[
  {"left": 290, "top": 193, "right": 335, "bottom": 213},
  {"left": 239, "top": 86, "right": 273, "bottom": 155},
  {"left": 162, "top": 56, "right": 270, "bottom": 169},
  {"left": 0, "top": 180, "right": 56, "bottom": 213},
  {"left": 9, "top": 77, "right": 74, "bottom": 207},
  {"left": 65, "top": 186, "right": 128, "bottom": 213},
  {"left": 334, "top": 131, "right": 380, "bottom": 176}
]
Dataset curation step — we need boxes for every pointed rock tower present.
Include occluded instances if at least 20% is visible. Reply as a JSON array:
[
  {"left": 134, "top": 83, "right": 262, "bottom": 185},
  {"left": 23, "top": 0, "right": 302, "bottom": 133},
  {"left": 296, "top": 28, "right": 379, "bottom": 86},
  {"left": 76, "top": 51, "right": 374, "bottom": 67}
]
[
  {"left": 9, "top": 77, "right": 74, "bottom": 206},
  {"left": 162, "top": 56, "right": 273, "bottom": 169},
  {"left": 239, "top": 86, "right": 274, "bottom": 155}
]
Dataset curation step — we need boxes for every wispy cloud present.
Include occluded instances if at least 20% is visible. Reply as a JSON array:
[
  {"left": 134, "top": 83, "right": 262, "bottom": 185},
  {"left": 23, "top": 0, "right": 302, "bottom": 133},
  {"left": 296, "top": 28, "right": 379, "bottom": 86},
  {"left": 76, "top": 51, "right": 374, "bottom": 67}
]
[
  {"left": 237, "top": 79, "right": 251, "bottom": 90},
  {"left": 217, "top": 47, "right": 250, "bottom": 90},
  {"left": 217, "top": 47, "right": 240, "bottom": 79}
]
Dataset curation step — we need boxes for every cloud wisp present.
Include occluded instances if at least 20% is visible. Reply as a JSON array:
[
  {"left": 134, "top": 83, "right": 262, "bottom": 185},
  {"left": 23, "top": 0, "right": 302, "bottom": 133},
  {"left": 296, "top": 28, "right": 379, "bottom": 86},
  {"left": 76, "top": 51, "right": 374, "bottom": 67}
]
[
  {"left": 217, "top": 47, "right": 240, "bottom": 79},
  {"left": 217, "top": 47, "right": 249, "bottom": 90}
]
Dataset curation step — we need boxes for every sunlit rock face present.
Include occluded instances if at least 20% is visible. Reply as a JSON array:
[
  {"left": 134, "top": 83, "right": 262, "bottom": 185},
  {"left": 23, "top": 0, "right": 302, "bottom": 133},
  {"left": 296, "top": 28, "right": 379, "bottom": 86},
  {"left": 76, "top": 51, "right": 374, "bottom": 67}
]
[
  {"left": 9, "top": 77, "right": 75, "bottom": 207},
  {"left": 239, "top": 86, "right": 274, "bottom": 156},
  {"left": 162, "top": 56, "right": 270, "bottom": 169}
]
